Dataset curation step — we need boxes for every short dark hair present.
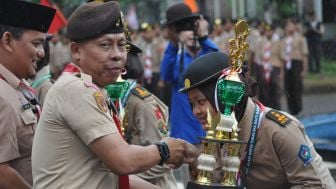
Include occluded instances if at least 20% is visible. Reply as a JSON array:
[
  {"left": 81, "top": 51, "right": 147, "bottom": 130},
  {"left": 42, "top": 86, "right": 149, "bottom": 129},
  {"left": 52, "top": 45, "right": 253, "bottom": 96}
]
[{"left": 0, "top": 24, "right": 25, "bottom": 39}]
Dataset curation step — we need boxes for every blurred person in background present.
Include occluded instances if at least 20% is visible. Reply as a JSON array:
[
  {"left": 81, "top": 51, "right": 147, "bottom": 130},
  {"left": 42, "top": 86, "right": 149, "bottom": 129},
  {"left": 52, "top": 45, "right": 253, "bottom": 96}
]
[
  {"left": 136, "top": 22, "right": 163, "bottom": 100},
  {"left": 304, "top": 10, "right": 324, "bottom": 74},
  {"left": 160, "top": 3, "right": 218, "bottom": 146},
  {"left": 281, "top": 19, "right": 308, "bottom": 115},
  {"left": 255, "top": 24, "right": 283, "bottom": 110}
]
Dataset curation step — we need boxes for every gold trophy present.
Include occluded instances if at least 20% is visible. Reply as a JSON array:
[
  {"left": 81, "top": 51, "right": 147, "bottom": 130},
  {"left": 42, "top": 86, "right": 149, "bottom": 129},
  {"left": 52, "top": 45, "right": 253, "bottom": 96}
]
[
  {"left": 188, "top": 20, "right": 250, "bottom": 189},
  {"left": 195, "top": 109, "right": 219, "bottom": 185}
]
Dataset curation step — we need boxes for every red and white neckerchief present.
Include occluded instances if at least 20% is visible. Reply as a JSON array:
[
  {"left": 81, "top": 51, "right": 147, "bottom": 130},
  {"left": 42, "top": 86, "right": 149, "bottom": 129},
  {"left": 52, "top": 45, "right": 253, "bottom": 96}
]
[
  {"left": 262, "top": 40, "right": 273, "bottom": 83},
  {"left": 143, "top": 46, "right": 153, "bottom": 82},
  {"left": 285, "top": 36, "right": 293, "bottom": 70}
]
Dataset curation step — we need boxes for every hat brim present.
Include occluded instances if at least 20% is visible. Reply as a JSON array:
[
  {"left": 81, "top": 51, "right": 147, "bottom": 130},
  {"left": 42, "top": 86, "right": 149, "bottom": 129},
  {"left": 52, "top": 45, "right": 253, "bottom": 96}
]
[
  {"left": 161, "top": 14, "right": 200, "bottom": 26},
  {"left": 179, "top": 70, "right": 223, "bottom": 93},
  {"left": 127, "top": 40, "right": 142, "bottom": 54}
]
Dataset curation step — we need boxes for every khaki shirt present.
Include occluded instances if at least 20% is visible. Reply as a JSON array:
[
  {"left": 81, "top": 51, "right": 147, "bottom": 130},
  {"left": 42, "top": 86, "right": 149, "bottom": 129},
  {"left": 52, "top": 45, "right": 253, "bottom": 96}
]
[
  {"left": 123, "top": 84, "right": 178, "bottom": 189},
  {"left": 281, "top": 32, "right": 308, "bottom": 62},
  {"left": 29, "top": 66, "right": 53, "bottom": 106},
  {"left": 255, "top": 37, "right": 282, "bottom": 68},
  {"left": 0, "top": 64, "right": 37, "bottom": 185},
  {"left": 237, "top": 98, "right": 335, "bottom": 189},
  {"left": 32, "top": 72, "right": 119, "bottom": 189}
]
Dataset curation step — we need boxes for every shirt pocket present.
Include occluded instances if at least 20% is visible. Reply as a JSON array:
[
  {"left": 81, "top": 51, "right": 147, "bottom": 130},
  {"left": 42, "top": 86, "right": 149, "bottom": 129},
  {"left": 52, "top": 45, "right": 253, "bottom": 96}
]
[{"left": 20, "top": 109, "right": 37, "bottom": 126}]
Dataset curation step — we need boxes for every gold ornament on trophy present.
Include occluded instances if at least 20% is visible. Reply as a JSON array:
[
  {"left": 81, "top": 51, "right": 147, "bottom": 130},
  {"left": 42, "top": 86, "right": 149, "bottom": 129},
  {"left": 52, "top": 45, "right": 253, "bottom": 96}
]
[{"left": 189, "top": 20, "right": 250, "bottom": 189}]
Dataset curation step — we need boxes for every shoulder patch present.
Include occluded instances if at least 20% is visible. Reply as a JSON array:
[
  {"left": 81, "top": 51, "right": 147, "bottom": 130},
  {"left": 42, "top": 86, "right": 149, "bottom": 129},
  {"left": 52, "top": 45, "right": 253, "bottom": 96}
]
[
  {"left": 93, "top": 92, "right": 108, "bottom": 113},
  {"left": 131, "top": 87, "right": 151, "bottom": 99},
  {"left": 298, "top": 144, "right": 313, "bottom": 166},
  {"left": 265, "top": 109, "right": 291, "bottom": 127}
]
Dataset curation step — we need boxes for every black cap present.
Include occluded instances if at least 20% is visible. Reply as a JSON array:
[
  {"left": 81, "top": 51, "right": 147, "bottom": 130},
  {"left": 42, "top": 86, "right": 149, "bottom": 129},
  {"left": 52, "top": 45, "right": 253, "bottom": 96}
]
[
  {"left": 179, "top": 52, "right": 230, "bottom": 109},
  {"left": 0, "top": 0, "right": 56, "bottom": 33},
  {"left": 66, "top": 1, "right": 124, "bottom": 42},
  {"left": 162, "top": 3, "right": 200, "bottom": 26},
  {"left": 179, "top": 52, "right": 230, "bottom": 93}
]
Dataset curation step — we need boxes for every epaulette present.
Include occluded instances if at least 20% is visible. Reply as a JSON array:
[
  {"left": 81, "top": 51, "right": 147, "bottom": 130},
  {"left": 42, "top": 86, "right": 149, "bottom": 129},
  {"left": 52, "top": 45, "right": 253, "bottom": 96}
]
[
  {"left": 265, "top": 109, "right": 291, "bottom": 127},
  {"left": 131, "top": 87, "right": 151, "bottom": 99}
]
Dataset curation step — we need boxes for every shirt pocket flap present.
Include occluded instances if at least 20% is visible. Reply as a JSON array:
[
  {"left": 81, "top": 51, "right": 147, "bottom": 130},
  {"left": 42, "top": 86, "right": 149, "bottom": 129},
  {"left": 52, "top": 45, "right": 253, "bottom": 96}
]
[{"left": 20, "top": 109, "right": 37, "bottom": 125}]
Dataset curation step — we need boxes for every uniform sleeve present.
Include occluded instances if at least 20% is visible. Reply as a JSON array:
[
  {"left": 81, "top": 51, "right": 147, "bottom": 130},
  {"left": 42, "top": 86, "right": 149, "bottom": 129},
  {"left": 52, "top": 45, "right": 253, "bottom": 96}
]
[
  {"left": 0, "top": 98, "right": 20, "bottom": 163},
  {"left": 160, "top": 42, "right": 178, "bottom": 82},
  {"left": 58, "top": 81, "right": 118, "bottom": 145},
  {"left": 133, "top": 97, "right": 163, "bottom": 145},
  {"left": 272, "top": 119, "right": 334, "bottom": 188}
]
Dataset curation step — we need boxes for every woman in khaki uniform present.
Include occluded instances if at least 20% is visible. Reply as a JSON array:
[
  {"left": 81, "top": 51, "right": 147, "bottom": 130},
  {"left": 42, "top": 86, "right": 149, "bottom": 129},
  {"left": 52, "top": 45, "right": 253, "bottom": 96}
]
[
  {"left": 180, "top": 52, "right": 335, "bottom": 188},
  {"left": 106, "top": 43, "right": 178, "bottom": 189},
  {"left": 0, "top": 1, "right": 55, "bottom": 188}
]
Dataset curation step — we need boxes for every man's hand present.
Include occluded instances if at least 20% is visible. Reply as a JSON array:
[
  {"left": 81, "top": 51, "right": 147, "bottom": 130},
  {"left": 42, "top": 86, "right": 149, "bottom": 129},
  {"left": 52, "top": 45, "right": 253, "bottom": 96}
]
[
  {"left": 161, "top": 138, "right": 200, "bottom": 169},
  {"left": 196, "top": 16, "right": 209, "bottom": 38},
  {"left": 161, "top": 137, "right": 184, "bottom": 168},
  {"left": 179, "top": 139, "right": 200, "bottom": 165}
]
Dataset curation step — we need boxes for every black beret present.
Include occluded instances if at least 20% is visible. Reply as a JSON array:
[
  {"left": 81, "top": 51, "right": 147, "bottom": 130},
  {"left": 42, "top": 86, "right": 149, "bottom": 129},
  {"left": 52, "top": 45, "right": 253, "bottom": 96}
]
[
  {"left": 0, "top": 0, "right": 56, "bottom": 33},
  {"left": 162, "top": 3, "right": 200, "bottom": 26},
  {"left": 179, "top": 52, "right": 230, "bottom": 93},
  {"left": 66, "top": 1, "right": 124, "bottom": 42}
]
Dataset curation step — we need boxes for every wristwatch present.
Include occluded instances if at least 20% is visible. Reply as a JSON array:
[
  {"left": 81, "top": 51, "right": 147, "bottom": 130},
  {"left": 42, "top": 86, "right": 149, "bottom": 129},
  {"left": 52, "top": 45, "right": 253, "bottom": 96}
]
[{"left": 155, "top": 141, "right": 170, "bottom": 165}]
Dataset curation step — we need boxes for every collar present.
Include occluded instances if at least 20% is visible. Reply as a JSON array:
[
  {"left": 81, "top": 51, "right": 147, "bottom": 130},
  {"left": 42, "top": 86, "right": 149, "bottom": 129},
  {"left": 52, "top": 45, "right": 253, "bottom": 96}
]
[
  {"left": 238, "top": 98, "right": 256, "bottom": 131},
  {"left": 0, "top": 63, "right": 21, "bottom": 89}
]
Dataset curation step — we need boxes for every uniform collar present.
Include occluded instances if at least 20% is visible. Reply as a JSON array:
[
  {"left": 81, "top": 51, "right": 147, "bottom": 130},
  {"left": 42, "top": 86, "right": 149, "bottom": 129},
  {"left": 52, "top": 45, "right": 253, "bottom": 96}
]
[
  {"left": 238, "top": 98, "right": 256, "bottom": 130},
  {"left": 0, "top": 63, "right": 21, "bottom": 89}
]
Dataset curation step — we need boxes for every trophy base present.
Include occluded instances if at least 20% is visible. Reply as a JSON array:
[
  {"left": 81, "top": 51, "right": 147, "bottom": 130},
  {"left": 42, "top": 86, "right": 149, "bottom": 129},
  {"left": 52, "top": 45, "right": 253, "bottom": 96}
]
[{"left": 186, "top": 181, "right": 244, "bottom": 189}]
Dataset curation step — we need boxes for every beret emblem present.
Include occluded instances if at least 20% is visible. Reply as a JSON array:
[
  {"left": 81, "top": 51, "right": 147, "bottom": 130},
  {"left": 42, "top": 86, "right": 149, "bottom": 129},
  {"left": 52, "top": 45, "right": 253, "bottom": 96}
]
[{"left": 184, "top": 79, "right": 191, "bottom": 89}]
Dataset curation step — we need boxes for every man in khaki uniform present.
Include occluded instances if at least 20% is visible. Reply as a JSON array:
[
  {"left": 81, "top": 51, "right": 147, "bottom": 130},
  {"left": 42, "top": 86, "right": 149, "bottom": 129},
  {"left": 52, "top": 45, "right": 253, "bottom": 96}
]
[
  {"left": 107, "top": 43, "right": 178, "bottom": 189},
  {"left": 0, "top": 1, "right": 55, "bottom": 188},
  {"left": 180, "top": 52, "right": 335, "bottom": 188},
  {"left": 281, "top": 19, "right": 308, "bottom": 115},
  {"left": 32, "top": 2, "right": 198, "bottom": 189},
  {"left": 255, "top": 24, "right": 283, "bottom": 109}
]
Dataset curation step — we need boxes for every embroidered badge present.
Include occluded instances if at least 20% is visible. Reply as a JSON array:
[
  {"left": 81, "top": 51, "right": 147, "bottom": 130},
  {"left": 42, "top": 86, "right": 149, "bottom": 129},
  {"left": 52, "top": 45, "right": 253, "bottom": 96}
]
[
  {"left": 154, "top": 105, "right": 168, "bottom": 136},
  {"left": 131, "top": 87, "right": 151, "bottom": 99},
  {"left": 266, "top": 109, "right": 291, "bottom": 127},
  {"left": 93, "top": 92, "right": 108, "bottom": 113},
  {"left": 298, "top": 144, "right": 313, "bottom": 166}
]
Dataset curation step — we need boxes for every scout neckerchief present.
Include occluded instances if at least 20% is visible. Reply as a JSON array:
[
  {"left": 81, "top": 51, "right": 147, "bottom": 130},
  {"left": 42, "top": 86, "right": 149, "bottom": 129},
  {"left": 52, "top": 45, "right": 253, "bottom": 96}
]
[
  {"left": 108, "top": 99, "right": 130, "bottom": 189},
  {"left": 0, "top": 73, "right": 41, "bottom": 120},
  {"left": 120, "top": 80, "right": 137, "bottom": 108},
  {"left": 262, "top": 40, "right": 272, "bottom": 83},
  {"left": 63, "top": 63, "right": 130, "bottom": 189},
  {"left": 243, "top": 100, "right": 265, "bottom": 176}
]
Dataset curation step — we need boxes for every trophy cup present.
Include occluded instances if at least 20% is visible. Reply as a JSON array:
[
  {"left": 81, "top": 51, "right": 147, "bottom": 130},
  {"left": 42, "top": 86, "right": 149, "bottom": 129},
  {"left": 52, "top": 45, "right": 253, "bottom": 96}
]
[
  {"left": 187, "top": 20, "right": 250, "bottom": 189},
  {"left": 105, "top": 81, "right": 129, "bottom": 134}
]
